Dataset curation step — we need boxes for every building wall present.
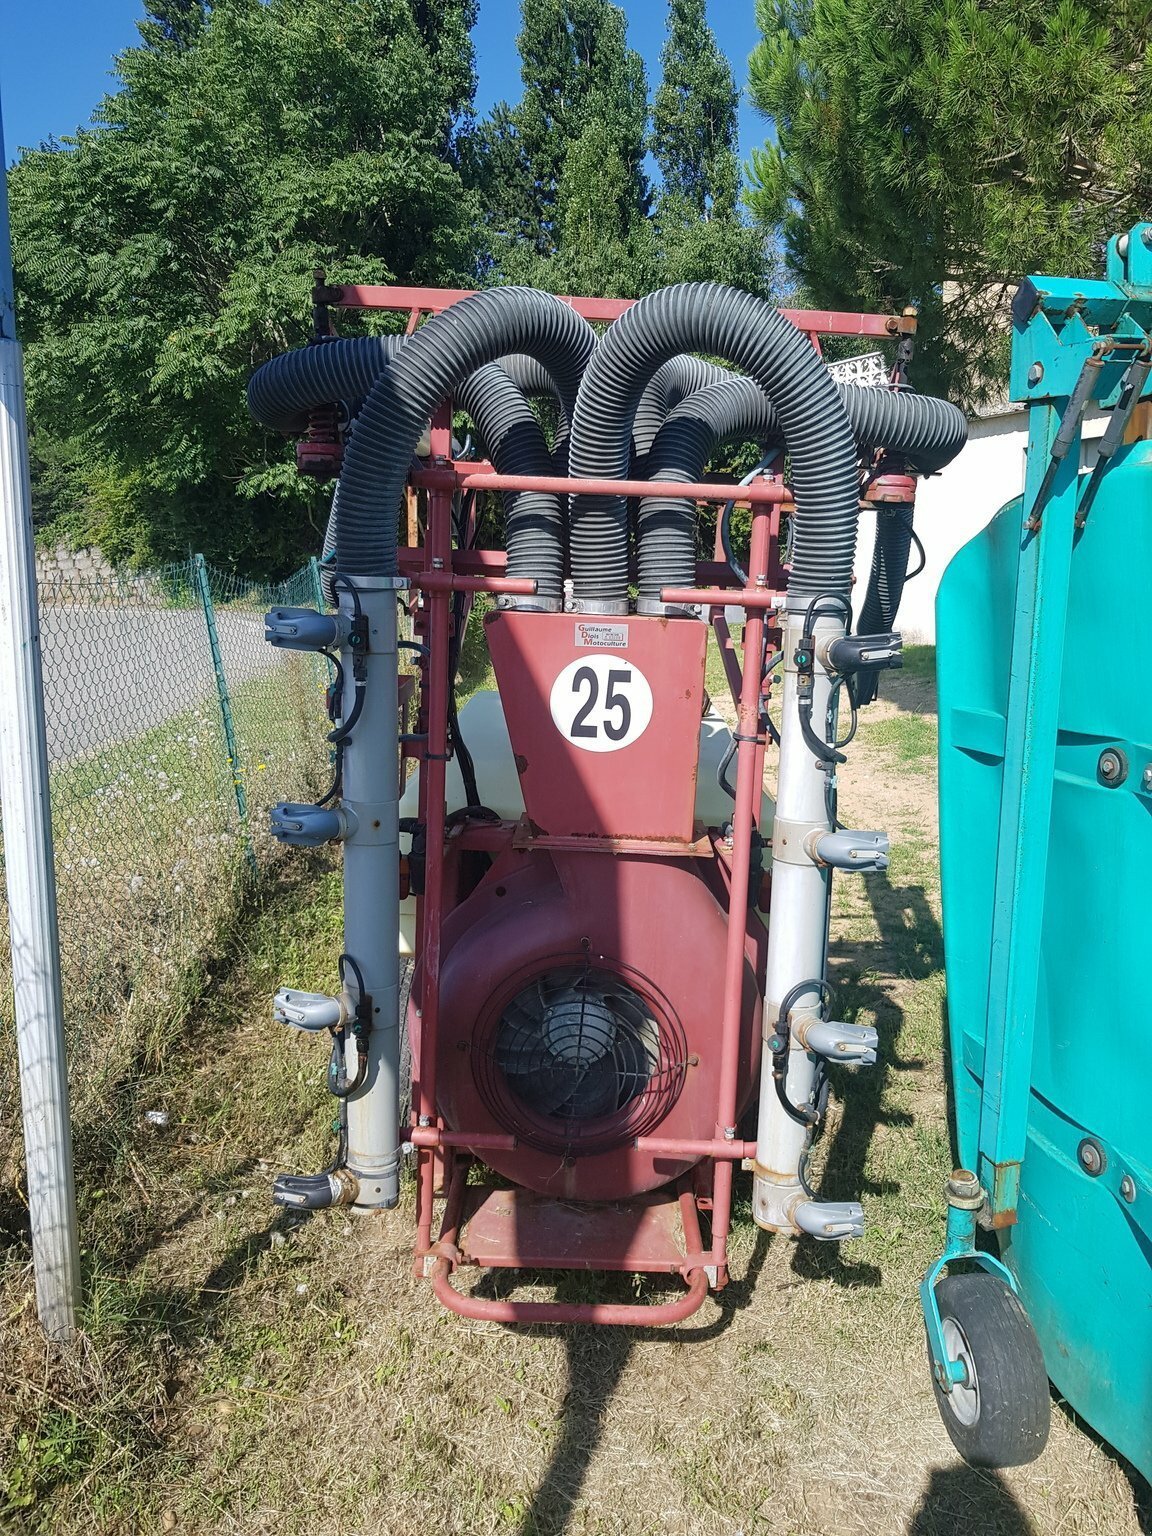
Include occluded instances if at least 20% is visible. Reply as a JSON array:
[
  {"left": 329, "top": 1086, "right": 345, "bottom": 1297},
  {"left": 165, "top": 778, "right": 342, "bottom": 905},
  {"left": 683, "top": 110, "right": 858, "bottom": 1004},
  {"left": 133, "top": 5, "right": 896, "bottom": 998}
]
[{"left": 852, "top": 408, "right": 1110, "bottom": 644}]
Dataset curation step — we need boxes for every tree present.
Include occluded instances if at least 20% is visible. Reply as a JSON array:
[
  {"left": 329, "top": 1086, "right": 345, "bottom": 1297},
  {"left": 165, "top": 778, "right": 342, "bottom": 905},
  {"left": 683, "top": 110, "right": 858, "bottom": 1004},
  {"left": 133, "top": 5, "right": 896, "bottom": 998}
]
[
  {"left": 747, "top": 0, "right": 1152, "bottom": 402},
  {"left": 9, "top": 0, "right": 481, "bottom": 575},
  {"left": 651, "top": 0, "right": 769, "bottom": 290},
  {"left": 477, "top": 0, "right": 655, "bottom": 293}
]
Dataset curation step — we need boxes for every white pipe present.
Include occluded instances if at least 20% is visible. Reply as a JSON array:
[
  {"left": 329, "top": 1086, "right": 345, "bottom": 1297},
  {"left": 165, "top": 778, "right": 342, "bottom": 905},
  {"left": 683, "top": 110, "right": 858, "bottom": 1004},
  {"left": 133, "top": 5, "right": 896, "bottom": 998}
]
[
  {"left": 337, "top": 580, "right": 401, "bottom": 1207},
  {"left": 753, "top": 608, "right": 851, "bottom": 1233},
  {"left": 0, "top": 101, "right": 81, "bottom": 1338}
]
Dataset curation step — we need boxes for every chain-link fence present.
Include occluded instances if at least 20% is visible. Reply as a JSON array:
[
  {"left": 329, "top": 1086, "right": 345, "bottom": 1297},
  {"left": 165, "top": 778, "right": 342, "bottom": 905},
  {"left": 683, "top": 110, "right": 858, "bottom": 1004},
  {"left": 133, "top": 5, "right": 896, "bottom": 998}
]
[{"left": 0, "top": 554, "right": 331, "bottom": 1175}]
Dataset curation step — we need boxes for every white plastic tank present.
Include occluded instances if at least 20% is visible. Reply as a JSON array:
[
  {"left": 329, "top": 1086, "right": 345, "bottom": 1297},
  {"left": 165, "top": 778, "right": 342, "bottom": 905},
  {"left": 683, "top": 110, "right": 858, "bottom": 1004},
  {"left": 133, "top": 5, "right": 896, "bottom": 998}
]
[{"left": 398, "top": 692, "right": 775, "bottom": 953}]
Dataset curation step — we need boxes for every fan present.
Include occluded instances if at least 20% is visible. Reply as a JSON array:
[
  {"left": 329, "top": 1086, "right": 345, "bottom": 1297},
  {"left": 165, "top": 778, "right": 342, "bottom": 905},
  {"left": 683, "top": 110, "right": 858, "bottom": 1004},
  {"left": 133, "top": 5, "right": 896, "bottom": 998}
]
[{"left": 492, "top": 967, "right": 661, "bottom": 1143}]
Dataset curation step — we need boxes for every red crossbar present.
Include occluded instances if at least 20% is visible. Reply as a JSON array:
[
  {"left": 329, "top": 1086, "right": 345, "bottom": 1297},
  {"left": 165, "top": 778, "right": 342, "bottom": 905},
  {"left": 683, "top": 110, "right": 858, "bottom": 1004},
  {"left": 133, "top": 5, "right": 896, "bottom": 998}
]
[{"left": 325, "top": 283, "right": 916, "bottom": 338}]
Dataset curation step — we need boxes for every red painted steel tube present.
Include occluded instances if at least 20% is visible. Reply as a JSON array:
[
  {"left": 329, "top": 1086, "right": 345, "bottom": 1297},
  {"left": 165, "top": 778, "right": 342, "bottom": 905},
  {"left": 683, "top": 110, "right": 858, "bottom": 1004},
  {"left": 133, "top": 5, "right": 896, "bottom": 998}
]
[
  {"left": 431, "top": 1260, "right": 709, "bottom": 1326},
  {"left": 430, "top": 1183, "right": 711, "bottom": 1325},
  {"left": 661, "top": 585, "right": 783, "bottom": 609},
  {"left": 410, "top": 571, "right": 537, "bottom": 596},
  {"left": 409, "top": 1128, "right": 518, "bottom": 1151},
  {"left": 410, "top": 467, "right": 789, "bottom": 505},
  {"left": 412, "top": 413, "right": 455, "bottom": 1258},
  {"left": 709, "top": 506, "right": 775, "bottom": 1270},
  {"left": 324, "top": 283, "right": 916, "bottom": 337},
  {"left": 635, "top": 1137, "right": 756, "bottom": 1160},
  {"left": 397, "top": 546, "right": 509, "bottom": 576}
]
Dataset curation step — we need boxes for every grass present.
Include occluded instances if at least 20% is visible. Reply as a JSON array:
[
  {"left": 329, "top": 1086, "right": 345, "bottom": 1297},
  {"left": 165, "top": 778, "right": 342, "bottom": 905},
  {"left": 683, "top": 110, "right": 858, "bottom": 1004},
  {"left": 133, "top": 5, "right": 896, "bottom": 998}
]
[{"left": 2, "top": 636, "right": 1148, "bottom": 1535}]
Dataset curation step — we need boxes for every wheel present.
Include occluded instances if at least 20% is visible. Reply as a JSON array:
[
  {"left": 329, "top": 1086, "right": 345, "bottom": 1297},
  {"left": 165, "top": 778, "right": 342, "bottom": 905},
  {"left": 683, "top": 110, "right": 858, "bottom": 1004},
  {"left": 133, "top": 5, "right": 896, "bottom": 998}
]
[{"left": 930, "top": 1270, "right": 1051, "bottom": 1468}]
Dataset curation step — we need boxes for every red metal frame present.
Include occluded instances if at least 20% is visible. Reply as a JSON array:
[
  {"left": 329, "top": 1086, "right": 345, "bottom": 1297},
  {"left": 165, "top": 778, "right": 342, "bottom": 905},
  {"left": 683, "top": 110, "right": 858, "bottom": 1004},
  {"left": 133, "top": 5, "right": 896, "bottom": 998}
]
[
  {"left": 356, "top": 283, "right": 908, "bottom": 1323},
  {"left": 321, "top": 281, "right": 918, "bottom": 341}
]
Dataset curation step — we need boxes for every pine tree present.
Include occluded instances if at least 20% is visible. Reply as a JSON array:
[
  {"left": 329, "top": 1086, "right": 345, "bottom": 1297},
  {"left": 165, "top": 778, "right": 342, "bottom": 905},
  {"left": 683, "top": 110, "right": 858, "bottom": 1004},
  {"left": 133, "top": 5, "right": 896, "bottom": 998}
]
[
  {"left": 9, "top": 0, "right": 481, "bottom": 574},
  {"left": 652, "top": 0, "right": 769, "bottom": 290},
  {"left": 747, "top": 0, "right": 1152, "bottom": 400}
]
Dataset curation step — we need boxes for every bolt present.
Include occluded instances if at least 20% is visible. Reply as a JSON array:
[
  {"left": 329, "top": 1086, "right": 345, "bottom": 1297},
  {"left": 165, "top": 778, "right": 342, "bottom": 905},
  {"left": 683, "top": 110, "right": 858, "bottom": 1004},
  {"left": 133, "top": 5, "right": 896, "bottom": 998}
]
[
  {"left": 1078, "top": 1138, "right": 1106, "bottom": 1176},
  {"left": 1098, "top": 748, "right": 1128, "bottom": 786},
  {"left": 1121, "top": 1175, "right": 1137, "bottom": 1204},
  {"left": 1027, "top": 362, "right": 1045, "bottom": 386},
  {"left": 1143, "top": 765, "right": 1152, "bottom": 792}
]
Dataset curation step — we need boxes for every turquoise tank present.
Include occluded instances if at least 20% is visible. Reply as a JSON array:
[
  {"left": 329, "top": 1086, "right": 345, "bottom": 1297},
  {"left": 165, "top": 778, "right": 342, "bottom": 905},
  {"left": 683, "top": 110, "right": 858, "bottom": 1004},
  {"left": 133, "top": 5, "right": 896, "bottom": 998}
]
[{"left": 924, "top": 225, "right": 1152, "bottom": 1476}]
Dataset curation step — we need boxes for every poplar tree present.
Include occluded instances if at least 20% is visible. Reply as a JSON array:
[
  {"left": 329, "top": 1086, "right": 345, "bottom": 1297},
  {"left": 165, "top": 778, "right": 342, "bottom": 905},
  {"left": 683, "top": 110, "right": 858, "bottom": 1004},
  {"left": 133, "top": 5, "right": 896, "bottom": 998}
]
[
  {"left": 478, "top": 0, "right": 654, "bottom": 292},
  {"left": 652, "top": 0, "right": 768, "bottom": 290}
]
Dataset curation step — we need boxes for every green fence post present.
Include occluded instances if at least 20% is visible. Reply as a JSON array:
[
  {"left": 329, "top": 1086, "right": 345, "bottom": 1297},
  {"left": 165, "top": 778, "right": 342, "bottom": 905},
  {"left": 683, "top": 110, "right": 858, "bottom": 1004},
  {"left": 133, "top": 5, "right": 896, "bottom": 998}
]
[
  {"left": 194, "top": 553, "right": 258, "bottom": 876},
  {"left": 309, "top": 555, "right": 326, "bottom": 611}
]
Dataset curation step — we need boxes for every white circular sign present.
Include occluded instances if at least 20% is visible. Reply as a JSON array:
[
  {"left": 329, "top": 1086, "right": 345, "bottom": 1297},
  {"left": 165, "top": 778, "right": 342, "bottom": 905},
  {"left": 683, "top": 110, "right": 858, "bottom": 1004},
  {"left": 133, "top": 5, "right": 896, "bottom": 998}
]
[{"left": 549, "top": 655, "right": 654, "bottom": 753}]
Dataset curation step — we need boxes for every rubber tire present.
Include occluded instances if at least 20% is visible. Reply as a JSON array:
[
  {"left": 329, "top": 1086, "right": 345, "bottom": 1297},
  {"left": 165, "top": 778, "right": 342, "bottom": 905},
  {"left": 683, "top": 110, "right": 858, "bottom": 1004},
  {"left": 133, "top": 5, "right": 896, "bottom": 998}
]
[{"left": 931, "top": 1271, "right": 1051, "bottom": 1468}]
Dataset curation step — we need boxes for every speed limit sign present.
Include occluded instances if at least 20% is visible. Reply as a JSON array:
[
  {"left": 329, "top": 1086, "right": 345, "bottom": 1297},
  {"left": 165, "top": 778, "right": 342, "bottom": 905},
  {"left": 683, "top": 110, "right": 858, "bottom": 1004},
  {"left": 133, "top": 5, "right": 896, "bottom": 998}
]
[{"left": 548, "top": 655, "right": 654, "bottom": 753}]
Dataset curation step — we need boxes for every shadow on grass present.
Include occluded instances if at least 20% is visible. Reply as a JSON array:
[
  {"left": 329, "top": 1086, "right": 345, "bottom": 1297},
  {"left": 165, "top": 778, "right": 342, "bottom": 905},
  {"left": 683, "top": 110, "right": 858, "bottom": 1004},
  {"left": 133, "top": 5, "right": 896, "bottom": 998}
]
[
  {"left": 907, "top": 1465, "right": 1036, "bottom": 1534},
  {"left": 792, "top": 868, "right": 943, "bottom": 1291},
  {"left": 455, "top": 1227, "right": 771, "bottom": 1536}
]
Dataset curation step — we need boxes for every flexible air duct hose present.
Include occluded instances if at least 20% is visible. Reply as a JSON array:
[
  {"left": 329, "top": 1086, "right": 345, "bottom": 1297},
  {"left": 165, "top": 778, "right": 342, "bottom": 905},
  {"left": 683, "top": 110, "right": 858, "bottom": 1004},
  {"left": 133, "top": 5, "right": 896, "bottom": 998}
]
[
  {"left": 456, "top": 364, "right": 565, "bottom": 607},
  {"left": 248, "top": 336, "right": 406, "bottom": 435},
  {"left": 568, "top": 285, "right": 861, "bottom": 612},
  {"left": 250, "top": 299, "right": 594, "bottom": 593},
  {"left": 856, "top": 502, "right": 916, "bottom": 704},
  {"left": 636, "top": 376, "right": 967, "bottom": 602},
  {"left": 330, "top": 288, "right": 594, "bottom": 578},
  {"left": 632, "top": 354, "right": 730, "bottom": 457},
  {"left": 499, "top": 353, "right": 564, "bottom": 406}
]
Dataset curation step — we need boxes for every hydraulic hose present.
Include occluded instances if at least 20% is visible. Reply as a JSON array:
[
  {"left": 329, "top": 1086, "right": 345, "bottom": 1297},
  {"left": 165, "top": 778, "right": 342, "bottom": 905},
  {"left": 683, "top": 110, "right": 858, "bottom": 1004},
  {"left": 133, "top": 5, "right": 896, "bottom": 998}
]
[
  {"left": 456, "top": 364, "right": 565, "bottom": 607},
  {"left": 636, "top": 375, "right": 966, "bottom": 604},
  {"left": 567, "top": 284, "right": 861, "bottom": 614}
]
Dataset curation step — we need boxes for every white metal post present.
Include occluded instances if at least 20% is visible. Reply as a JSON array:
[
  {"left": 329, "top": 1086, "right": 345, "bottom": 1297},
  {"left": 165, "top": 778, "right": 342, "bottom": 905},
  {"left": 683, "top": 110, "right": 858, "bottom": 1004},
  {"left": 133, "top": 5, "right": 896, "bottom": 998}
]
[{"left": 0, "top": 104, "right": 80, "bottom": 1339}]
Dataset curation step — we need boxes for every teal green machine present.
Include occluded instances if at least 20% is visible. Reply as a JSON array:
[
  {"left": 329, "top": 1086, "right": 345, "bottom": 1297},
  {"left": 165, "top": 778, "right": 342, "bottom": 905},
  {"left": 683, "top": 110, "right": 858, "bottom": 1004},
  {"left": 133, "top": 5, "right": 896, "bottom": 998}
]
[{"left": 921, "top": 226, "right": 1152, "bottom": 1474}]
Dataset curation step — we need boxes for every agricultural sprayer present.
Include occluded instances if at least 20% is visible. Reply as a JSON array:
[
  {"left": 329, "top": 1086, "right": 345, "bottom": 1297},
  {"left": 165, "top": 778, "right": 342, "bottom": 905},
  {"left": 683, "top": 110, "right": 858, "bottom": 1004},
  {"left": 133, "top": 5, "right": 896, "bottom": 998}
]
[{"left": 247, "top": 279, "right": 966, "bottom": 1326}]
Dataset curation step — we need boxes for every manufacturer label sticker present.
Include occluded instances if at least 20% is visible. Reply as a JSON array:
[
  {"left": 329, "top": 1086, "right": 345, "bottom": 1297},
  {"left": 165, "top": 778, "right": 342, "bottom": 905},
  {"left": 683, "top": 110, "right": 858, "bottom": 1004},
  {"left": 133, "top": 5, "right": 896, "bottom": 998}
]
[{"left": 573, "top": 621, "right": 629, "bottom": 649}]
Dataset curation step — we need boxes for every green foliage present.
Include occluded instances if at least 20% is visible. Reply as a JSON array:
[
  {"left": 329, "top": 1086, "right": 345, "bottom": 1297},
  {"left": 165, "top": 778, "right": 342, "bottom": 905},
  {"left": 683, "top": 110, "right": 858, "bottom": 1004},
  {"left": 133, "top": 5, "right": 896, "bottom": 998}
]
[
  {"left": 478, "top": 0, "right": 771, "bottom": 299},
  {"left": 747, "top": 0, "right": 1152, "bottom": 402},
  {"left": 652, "top": 0, "right": 770, "bottom": 290},
  {"left": 9, "top": 0, "right": 480, "bottom": 576}
]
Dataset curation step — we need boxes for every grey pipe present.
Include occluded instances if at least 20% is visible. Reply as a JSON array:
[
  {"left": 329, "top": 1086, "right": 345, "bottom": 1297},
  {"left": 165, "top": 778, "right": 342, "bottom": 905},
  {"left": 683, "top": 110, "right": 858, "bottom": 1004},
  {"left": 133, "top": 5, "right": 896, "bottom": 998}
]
[
  {"left": 567, "top": 285, "right": 861, "bottom": 614},
  {"left": 636, "top": 376, "right": 967, "bottom": 602}
]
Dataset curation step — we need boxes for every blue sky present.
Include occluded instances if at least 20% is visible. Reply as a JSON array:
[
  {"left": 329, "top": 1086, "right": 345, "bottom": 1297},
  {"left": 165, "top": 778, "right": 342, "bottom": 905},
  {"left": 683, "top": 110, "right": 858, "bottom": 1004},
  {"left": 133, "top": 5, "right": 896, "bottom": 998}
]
[{"left": 0, "top": 0, "right": 767, "bottom": 166}]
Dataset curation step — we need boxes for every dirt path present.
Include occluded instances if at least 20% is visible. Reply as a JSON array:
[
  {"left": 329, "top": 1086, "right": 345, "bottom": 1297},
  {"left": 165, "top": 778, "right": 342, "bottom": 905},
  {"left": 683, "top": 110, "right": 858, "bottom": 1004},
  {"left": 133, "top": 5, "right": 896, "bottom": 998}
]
[{"left": 7, "top": 678, "right": 1148, "bottom": 1535}]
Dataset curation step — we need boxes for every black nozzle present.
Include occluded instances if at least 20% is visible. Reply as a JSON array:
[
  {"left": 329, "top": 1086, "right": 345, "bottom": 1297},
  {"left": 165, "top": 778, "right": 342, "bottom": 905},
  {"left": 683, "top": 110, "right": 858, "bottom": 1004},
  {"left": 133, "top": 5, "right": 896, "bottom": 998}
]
[{"left": 826, "top": 632, "right": 903, "bottom": 675}]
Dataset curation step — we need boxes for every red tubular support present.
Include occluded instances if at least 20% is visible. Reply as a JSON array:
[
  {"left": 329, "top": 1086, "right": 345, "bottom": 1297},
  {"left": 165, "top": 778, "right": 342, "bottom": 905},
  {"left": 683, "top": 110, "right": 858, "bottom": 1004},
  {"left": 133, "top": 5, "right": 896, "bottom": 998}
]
[
  {"left": 325, "top": 283, "right": 917, "bottom": 339},
  {"left": 661, "top": 585, "right": 782, "bottom": 609},
  {"left": 431, "top": 1261, "right": 709, "bottom": 1326},
  {"left": 409, "top": 1128, "right": 519, "bottom": 1151},
  {"left": 708, "top": 504, "right": 775, "bottom": 1271},
  {"left": 412, "top": 411, "right": 456, "bottom": 1258},
  {"left": 410, "top": 467, "right": 789, "bottom": 505},
  {"left": 411, "top": 572, "right": 537, "bottom": 596},
  {"left": 430, "top": 1185, "right": 711, "bottom": 1326},
  {"left": 635, "top": 1137, "right": 756, "bottom": 1160}
]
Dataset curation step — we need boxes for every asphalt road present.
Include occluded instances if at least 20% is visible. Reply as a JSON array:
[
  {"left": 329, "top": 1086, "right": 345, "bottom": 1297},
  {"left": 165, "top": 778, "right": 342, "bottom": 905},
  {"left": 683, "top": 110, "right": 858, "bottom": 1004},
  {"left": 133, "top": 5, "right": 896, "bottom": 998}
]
[{"left": 39, "top": 604, "right": 277, "bottom": 764}]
